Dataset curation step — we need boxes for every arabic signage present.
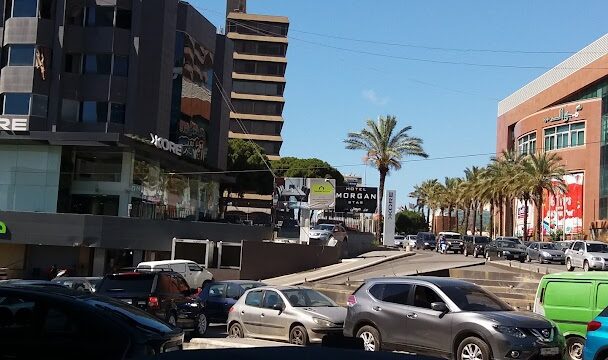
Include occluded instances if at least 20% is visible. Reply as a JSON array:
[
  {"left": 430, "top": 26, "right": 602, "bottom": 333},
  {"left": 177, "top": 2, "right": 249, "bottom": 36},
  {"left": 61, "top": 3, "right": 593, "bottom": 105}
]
[
  {"left": 383, "top": 190, "right": 396, "bottom": 246},
  {"left": 308, "top": 178, "right": 336, "bottom": 210},
  {"left": 0, "top": 117, "right": 28, "bottom": 132},
  {"left": 150, "top": 133, "right": 183, "bottom": 156},
  {"left": 335, "top": 186, "right": 378, "bottom": 213},
  {"left": 544, "top": 104, "right": 583, "bottom": 124},
  {"left": 541, "top": 172, "right": 584, "bottom": 235}
]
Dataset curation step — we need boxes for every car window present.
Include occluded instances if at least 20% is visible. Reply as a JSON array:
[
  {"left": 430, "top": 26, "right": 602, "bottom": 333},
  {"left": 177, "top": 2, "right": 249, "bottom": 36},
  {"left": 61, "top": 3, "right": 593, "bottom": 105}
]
[
  {"left": 439, "top": 285, "right": 512, "bottom": 311},
  {"left": 282, "top": 289, "right": 337, "bottom": 307},
  {"left": 226, "top": 284, "right": 241, "bottom": 299},
  {"left": 497, "top": 241, "right": 516, "bottom": 248},
  {"left": 137, "top": 265, "right": 151, "bottom": 271},
  {"left": 97, "top": 275, "right": 155, "bottom": 294},
  {"left": 312, "top": 225, "right": 334, "bottom": 231},
  {"left": 475, "top": 237, "right": 490, "bottom": 244},
  {"left": 188, "top": 263, "right": 202, "bottom": 272},
  {"left": 588, "top": 243, "right": 608, "bottom": 253},
  {"left": 170, "top": 264, "right": 187, "bottom": 273},
  {"left": 539, "top": 243, "right": 557, "bottom": 250},
  {"left": 208, "top": 284, "right": 227, "bottom": 298},
  {"left": 572, "top": 242, "right": 583, "bottom": 251},
  {"left": 245, "top": 290, "right": 263, "bottom": 307},
  {"left": 413, "top": 285, "right": 443, "bottom": 309},
  {"left": 262, "top": 291, "right": 284, "bottom": 309},
  {"left": 381, "top": 283, "right": 412, "bottom": 305},
  {"left": 545, "top": 281, "right": 591, "bottom": 308},
  {"left": 175, "top": 275, "right": 190, "bottom": 293}
]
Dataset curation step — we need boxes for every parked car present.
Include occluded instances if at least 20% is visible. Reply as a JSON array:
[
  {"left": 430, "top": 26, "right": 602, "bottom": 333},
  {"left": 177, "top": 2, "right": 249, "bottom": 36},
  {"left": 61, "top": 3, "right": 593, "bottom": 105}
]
[
  {"left": 96, "top": 271, "right": 208, "bottom": 336},
  {"left": 394, "top": 234, "right": 406, "bottom": 247},
  {"left": 526, "top": 242, "right": 566, "bottom": 264},
  {"left": 51, "top": 276, "right": 103, "bottom": 293},
  {"left": 437, "top": 232, "right": 463, "bottom": 254},
  {"left": 406, "top": 235, "right": 418, "bottom": 248},
  {"left": 309, "top": 224, "right": 348, "bottom": 246},
  {"left": 416, "top": 232, "right": 436, "bottom": 250},
  {"left": 496, "top": 236, "right": 527, "bottom": 248},
  {"left": 462, "top": 235, "right": 491, "bottom": 258},
  {"left": 0, "top": 284, "right": 184, "bottom": 359},
  {"left": 227, "top": 286, "right": 346, "bottom": 345},
  {"left": 0, "top": 279, "right": 65, "bottom": 287},
  {"left": 556, "top": 240, "right": 576, "bottom": 252},
  {"left": 136, "top": 260, "right": 213, "bottom": 289},
  {"left": 565, "top": 241, "right": 608, "bottom": 272},
  {"left": 583, "top": 307, "right": 608, "bottom": 360},
  {"left": 344, "top": 276, "right": 564, "bottom": 358},
  {"left": 534, "top": 272, "right": 608, "bottom": 360},
  {"left": 485, "top": 239, "right": 526, "bottom": 262},
  {"left": 198, "top": 280, "right": 265, "bottom": 323}
]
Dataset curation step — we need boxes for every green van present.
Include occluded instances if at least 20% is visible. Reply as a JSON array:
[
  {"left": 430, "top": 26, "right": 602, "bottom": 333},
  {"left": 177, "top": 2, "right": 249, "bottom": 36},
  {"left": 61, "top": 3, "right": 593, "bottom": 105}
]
[{"left": 534, "top": 272, "right": 608, "bottom": 360}]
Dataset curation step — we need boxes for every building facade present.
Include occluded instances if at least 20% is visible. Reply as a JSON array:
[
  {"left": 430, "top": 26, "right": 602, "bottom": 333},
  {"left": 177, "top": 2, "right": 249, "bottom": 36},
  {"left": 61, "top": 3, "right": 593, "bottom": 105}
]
[
  {"left": 0, "top": 0, "right": 243, "bottom": 277},
  {"left": 225, "top": 0, "right": 288, "bottom": 160},
  {"left": 497, "top": 33, "right": 608, "bottom": 239}
]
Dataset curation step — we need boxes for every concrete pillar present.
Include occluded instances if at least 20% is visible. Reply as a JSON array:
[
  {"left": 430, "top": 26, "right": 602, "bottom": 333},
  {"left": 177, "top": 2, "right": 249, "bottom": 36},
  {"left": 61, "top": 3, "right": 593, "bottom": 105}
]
[
  {"left": 132, "top": 250, "right": 144, "bottom": 266},
  {"left": 299, "top": 209, "right": 311, "bottom": 244},
  {"left": 92, "top": 248, "right": 106, "bottom": 276},
  {"left": 118, "top": 152, "right": 134, "bottom": 217}
]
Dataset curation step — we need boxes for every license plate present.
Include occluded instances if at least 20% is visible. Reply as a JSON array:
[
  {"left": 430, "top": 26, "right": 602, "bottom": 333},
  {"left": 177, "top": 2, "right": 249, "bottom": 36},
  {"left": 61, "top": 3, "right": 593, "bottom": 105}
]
[
  {"left": 540, "top": 347, "right": 560, "bottom": 356},
  {"left": 121, "top": 299, "right": 132, "bottom": 305}
]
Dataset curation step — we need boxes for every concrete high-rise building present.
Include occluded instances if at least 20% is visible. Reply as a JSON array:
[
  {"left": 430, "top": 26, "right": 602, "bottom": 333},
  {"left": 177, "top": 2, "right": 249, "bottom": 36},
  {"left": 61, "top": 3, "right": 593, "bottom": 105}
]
[{"left": 225, "top": 0, "right": 288, "bottom": 160}]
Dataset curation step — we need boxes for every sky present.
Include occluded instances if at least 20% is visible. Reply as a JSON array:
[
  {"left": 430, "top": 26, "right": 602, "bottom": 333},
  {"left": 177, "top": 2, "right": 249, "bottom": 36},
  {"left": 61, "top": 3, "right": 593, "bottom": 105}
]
[{"left": 192, "top": 0, "right": 608, "bottom": 209}]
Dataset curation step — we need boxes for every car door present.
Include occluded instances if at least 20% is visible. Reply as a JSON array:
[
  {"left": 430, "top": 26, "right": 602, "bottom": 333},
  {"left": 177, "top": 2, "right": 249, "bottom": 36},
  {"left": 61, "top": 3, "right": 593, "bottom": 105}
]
[
  {"left": 528, "top": 243, "right": 538, "bottom": 260},
  {"left": 485, "top": 241, "right": 497, "bottom": 257},
  {"left": 259, "top": 290, "right": 288, "bottom": 338},
  {"left": 241, "top": 290, "right": 264, "bottom": 335},
  {"left": 205, "top": 283, "right": 228, "bottom": 322},
  {"left": 366, "top": 282, "right": 413, "bottom": 347},
  {"left": 571, "top": 241, "right": 584, "bottom": 267},
  {"left": 171, "top": 274, "right": 194, "bottom": 330},
  {"left": 404, "top": 285, "right": 452, "bottom": 356}
]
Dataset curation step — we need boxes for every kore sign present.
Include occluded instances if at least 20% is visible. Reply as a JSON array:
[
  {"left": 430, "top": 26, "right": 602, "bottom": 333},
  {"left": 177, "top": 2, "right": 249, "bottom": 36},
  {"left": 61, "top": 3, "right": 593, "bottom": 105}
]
[
  {"left": 0, "top": 117, "right": 28, "bottom": 132},
  {"left": 150, "top": 133, "right": 183, "bottom": 156}
]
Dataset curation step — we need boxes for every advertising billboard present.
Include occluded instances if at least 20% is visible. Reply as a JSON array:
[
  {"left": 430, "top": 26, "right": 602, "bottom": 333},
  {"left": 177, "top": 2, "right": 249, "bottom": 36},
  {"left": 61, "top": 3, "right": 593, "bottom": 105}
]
[
  {"left": 275, "top": 177, "right": 336, "bottom": 210},
  {"left": 308, "top": 178, "right": 336, "bottom": 210},
  {"left": 335, "top": 186, "right": 378, "bottom": 213},
  {"left": 541, "top": 172, "right": 584, "bottom": 235},
  {"left": 514, "top": 199, "right": 534, "bottom": 237}
]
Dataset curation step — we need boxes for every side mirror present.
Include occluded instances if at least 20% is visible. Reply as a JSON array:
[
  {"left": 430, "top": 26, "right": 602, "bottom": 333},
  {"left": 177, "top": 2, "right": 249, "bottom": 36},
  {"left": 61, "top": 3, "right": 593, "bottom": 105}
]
[
  {"left": 272, "top": 303, "right": 285, "bottom": 311},
  {"left": 431, "top": 302, "right": 449, "bottom": 314}
]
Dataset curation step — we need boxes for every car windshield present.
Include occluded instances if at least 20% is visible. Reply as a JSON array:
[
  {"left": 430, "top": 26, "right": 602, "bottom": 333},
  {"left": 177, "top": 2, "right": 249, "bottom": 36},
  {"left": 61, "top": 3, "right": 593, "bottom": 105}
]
[
  {"left": 312, "top": 225, "right": 334, "bottom": 231},
  {"left": 86, "top": 298, "right": 175, "bottom": 334},
  {"left": 241, "top": 282, "right": 265, "bottom": 291},
  {"left": 475, "top": 237, "right": 490, "bottom": 244},
  {"left": 443, "top": 234, "right": 461, "bottom": 239},
  {"left": 588, "top": 243, "right": 608, "bottom": 253},
  {"left": 497, "top": 241, "right": 516, "bottom": 248},
  {"left": 97, "top": 275, "right": 155, "bottom": 293},
  {"left": 282, "top": 289, "right": 338, "bottom": 307},
  {"left": 440, "top": 285, "right": 513, "bottom": 312},
  {"left": 538, "top": 243, "right": 557, "bottom": 250},
  {"left": 420, "top": 233, "right": 436, "bottom": 241}
]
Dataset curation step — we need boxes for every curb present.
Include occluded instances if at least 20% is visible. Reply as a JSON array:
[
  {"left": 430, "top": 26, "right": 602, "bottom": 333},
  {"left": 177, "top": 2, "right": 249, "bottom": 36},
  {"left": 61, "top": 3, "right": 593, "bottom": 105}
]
[
  {"left": 485, "top": 260, "right": 552, "bottom": 279},
  {"left": 187, "top": 338, "right": 293, "bottom": 349}
]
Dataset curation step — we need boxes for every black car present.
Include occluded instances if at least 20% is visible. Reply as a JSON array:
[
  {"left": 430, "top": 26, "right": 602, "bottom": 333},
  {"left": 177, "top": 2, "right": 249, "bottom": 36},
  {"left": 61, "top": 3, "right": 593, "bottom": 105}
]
[
  {"left": 198, "top": 280, "right": 265, "bottom": 323},
  {"left": 462, "top": 235, "right": 491, "bottom": 257},
  {"left": 96, "top": 271, "right": 207, "bottom": 336},
  {"left": 416, "top": 232, "right": 436, "bottom": 250},
  {"left": 484, "top": 239, "right": 526, "bottom": 262},
  {"left": 0, "top": 284, "right": 183, "bottom": 359}
]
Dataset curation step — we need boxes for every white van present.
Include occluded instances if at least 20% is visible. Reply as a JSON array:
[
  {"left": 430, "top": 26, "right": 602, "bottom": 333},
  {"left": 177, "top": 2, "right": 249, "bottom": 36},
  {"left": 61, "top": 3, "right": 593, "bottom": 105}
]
[{"left": 136, "top": 260, "right": 213, "bottom": 289}]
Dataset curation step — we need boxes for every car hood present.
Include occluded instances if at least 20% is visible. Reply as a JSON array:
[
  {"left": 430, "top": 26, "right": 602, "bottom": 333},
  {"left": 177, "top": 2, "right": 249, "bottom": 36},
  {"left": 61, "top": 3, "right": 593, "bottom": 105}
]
[
  {"left": 299, "top": 307, "right": 347, "bottom": 324},
  {"left": 309, "top": 230, "right": 331, "bottom": 236},
  {"left": 480, "top": 311, "right": 551, "bottom": 328},
  {"left": 538, "top": 249, "right": 564, "bottom": 256},
  {"left": 587, "top": 252, "right": 608, "bottom": 258},
  {"left": 500, "top": 247, "right": 525, "bottom": 253}
]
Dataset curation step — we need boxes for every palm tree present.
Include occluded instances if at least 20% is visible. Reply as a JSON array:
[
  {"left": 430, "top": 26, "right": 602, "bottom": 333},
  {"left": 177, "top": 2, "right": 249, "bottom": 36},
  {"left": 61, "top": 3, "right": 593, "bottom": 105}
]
[
  {"left": 345, "top": 115, "right": 428, "bottom": 240},
  {"left": 522, "top": 152, "right": 567, "bottom": 241},
  {"left": 444, "top": 177, "right": 461, "bottom": 231},
  {"left": 462, "top": 166, "right": 483, "bottom": 234}
]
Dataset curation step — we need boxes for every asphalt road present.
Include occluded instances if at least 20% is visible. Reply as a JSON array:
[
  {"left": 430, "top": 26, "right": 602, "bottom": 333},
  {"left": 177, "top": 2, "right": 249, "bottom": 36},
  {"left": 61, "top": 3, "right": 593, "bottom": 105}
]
[{"left": 315, "top": 250, "right": 485, "bottom": 285}]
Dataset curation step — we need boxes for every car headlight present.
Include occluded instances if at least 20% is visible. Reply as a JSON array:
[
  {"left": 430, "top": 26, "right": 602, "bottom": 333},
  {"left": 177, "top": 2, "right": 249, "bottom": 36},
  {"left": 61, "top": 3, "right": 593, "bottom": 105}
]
[
  {"left": 592, "top": 257, "right": 603, "bottom": 261},
  {"left": 541, "top": 251, "right": 551, "bottom": 257},
  {"left": 424, "top": 242, "right": 429, "bottom": 245},
  {"left": 494, "top": 325, "right": 527, "bottom": 338},
  {"left": 313, "top": 317, "right": 335, "bottom": 327},
  {"left": 502, "top": 251, "right": 511, "bottom": 255}
]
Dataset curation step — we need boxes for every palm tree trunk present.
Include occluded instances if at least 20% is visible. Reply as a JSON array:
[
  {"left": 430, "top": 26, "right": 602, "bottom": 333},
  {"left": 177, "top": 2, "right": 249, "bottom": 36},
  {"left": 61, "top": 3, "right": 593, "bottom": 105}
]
[
  {"left": 536, "top": 191, "right": 543, "bottom": 241},
  {"left": 426, "top": 207, "right": 430, "bottom": 227},
  {"left": 490, "top": 199, "right": 495, "bottom": 238},
  {"left": 523, "top": 196, "right": 529, "bottom": 242},
  {"left": 441, "top": 207, "right": 446, "bottom": 231},
  {"left": 479, "top": 206, "right": 483, "bottom": 235},
  {"left": 448, "top": 205, "right": 453, "bottom": 231},
  {"left": 498, "top": 197, "right": 504, "bottom": 237},
  {"left": 471, "top": 203, "right": 477, "bottom": 235},
  {"left": 464, "top": 206, "right": 470, "bottom": 234},
  {"left": 376, "top": 169, "right": 387, "bottom": 242},
  {"left": 455, "top": 208, "right": 459, "bottom": 232}
]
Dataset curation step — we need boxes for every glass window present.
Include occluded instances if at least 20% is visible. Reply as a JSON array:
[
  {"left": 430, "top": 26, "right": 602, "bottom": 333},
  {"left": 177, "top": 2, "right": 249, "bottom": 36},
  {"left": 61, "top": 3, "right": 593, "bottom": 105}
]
[
  {"left": 572, "top": 242, "right": 583, "bottom": 251},
  {"left": 113, "top": 56, "right": 129, "bottom": 76},
  {"left": 81, "top": 101, "right": 108, "bottom": 123},
  {"left": 208, "top": 284, "right": 227, "bottom": 298},
  {"left": 282, "top": 289, "right": 337, "bottom": 307},
  {"left": 38, "top": 0, "right": 53, "bottom": 19},
  {"left": 187, "top": 263, "right": 202, "bottom": 272},
  {"left": 109, "top": 103, "right": 125, "bottom": 124},
  {"left": 413, "top": 285, "right": 443, "bottom": 309},
  {"left": 12, "top": 0, "right": 37, "bottom": 17},
  {"left": 66, "top": 6, "right": 84, "bottom": 25},
  {"left": 262, "top": 291, "right": 283, "bottom": 309},
  {"left": 3, "top": 93, "right": 30, "bottom": 115},
  {"left": 64, "top": 53, "right": 82, "bottom": 73},
  {"left": 30, "top": 94, "right": 47, "bottom": 117},
  {"left": 84, "top": 54, "right": 112, "bottom": 75},
  {"left": 115, "top": 9, "right": 131, "bottom": 29},
  {"left": 8, "top": 45, "right": 35, "bottom": 66},
  {"left": 381, "top": 283, "right": 412, "bottom": 305},
  {"left": 175, "top": 275, "right": 190, "bottom": 293},
  {"left": 439, "top": 285, "right": 512, "bottom": 311},
  {"left": 73, "top": 151, "right": 122, "bottom": 182},
  {"left": 544, "top": 123, "right": 585, "bottom": 152},
  {"left": 61, "top": 99, "right": 80, "bottom": 122},
  {"left": 368, "top": 284, "right": 384, "bottom": 300},
  {"left": 518, "top": 132, "right": 536, "bottom": 155},
  {"left": 85, "top": 6, "right": 114, "bottom": 27},
  {"left": 245, "top": 290, "right": 263, "bottom": 307},
  {"left": 226, "top": 284, "right": 241, "bottom": 299}
]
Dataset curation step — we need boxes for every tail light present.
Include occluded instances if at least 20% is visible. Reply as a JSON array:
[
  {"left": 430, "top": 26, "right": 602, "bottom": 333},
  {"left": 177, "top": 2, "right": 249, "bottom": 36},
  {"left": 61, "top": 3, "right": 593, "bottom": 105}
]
[
  {"left": 229, "top": 306, "right": 235, "bottom": 313},
  {"left": 588, "top": 321, "right": 602, "bottom": 332},
  {"left": 148, "top": 296, "right": 160, "bottom": 309},
  {"left": 347, "top": 295, "right": 357, "bottom": 307}
]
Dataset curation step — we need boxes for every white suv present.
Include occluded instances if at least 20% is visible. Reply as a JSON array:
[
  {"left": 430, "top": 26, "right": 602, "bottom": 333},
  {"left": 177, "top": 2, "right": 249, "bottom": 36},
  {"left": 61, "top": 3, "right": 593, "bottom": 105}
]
[{"left": 136, "top": 260, "right": 213, "bottom": 289}]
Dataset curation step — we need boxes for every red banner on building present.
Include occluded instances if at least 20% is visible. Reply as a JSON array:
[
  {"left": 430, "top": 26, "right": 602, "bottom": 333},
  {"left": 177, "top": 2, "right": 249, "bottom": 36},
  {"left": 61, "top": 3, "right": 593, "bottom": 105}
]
[{"left": 541, "top": 173, "right": 584, "bottom": 235}]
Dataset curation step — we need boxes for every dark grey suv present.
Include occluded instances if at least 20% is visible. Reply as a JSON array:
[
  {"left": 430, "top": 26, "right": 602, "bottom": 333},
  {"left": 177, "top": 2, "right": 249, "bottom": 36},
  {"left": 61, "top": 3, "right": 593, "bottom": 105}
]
[{"left": 344, "top": 277, "right": 564, "bottom": 360}]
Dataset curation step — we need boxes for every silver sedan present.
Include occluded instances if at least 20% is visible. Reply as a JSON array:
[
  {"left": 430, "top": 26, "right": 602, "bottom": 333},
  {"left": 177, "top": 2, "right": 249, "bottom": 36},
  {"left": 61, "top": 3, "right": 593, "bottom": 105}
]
[{"left": 227, "top": 286, "right": 346, "bottom": 345}]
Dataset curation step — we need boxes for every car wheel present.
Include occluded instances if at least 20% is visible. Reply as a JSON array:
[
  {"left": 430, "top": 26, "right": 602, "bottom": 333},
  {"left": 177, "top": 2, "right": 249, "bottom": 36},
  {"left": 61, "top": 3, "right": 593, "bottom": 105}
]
[
  {"left": 228, "top": 322, "right": 244, "bottom": 338},
  {"left": 566, "top": 336, "right": 585, "bottom": 360},
  {"left": 526, "top": 254, "right": 531, "bottom": 262},
  {"left": 195, "top": 313, "right": 207, "bottom": 337},
  {"left": 289, "top": 325, "right": 309, "bottom": 346},
  {"left": 584, "top": 261, "right": 591, "bottom": 272},
  {"left": 167, "top": 313, "right": 177, "bottom": 327},
  {"left": 485, "top": 251, "right": 490, "bottom": 261},
  {"left": 457, "top": 336, "right": 490, "bottom": 360},
  {"left": 566, "top": 258, "right": 574, "bottom": 271},
  {"left": 473, "top": 249, "right": 478, "bottom": 258},
  {"left": 519, "top": 256, "right": 526, "bottom": 263},
  {"left": 356, "top": 325, "right": 381, "bottom": 352}
]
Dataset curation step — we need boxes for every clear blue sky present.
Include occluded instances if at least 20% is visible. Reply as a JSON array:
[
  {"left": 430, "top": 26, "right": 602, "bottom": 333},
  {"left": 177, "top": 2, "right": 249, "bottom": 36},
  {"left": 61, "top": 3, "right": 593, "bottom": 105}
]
[{"left": 194, "top": 0, "right": 608, "bottom": 208}]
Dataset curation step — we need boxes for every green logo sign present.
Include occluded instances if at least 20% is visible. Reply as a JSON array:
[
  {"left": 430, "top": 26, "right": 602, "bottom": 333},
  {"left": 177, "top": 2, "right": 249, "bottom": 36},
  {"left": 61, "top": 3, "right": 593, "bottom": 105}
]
[{"left": 0, "top": 221, "right": 5, "bottom": 234}]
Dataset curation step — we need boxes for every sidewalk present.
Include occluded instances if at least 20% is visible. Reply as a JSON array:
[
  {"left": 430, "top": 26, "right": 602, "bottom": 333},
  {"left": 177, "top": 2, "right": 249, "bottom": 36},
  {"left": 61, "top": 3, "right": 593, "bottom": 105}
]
[
  {"left": 186, "top": 337, "right": 293, "bottom": 350},
  {"left": 264, "top": 250, "right": 414, "bottom": 286}
]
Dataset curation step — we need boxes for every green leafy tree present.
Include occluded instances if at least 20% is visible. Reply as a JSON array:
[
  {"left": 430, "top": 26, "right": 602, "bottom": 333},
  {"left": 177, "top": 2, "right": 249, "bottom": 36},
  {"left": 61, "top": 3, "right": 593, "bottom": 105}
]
[
  {"left": 395, "top": 210, "right": 429, "bottom": 234},
  {"left": 225, "top": 139, "right": 274, "bottom": 197},
  {"left": 272, "top": 157, "right": 344, "bottom": 184},
  {"left": 345, "top": 115, "right": 428, "bottom": 240}
]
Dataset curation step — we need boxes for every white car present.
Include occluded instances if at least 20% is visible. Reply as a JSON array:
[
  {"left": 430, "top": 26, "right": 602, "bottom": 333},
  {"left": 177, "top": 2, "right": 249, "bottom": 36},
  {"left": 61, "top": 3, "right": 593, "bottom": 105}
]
[
  {"left": 136, "top": 260, "right": 213, "bottom": 289},
  {"left": 394, "top": 234, "right": 406, "bottom": 247},
  {"left": 406, "top": 235, "right": 418, "bottom": 247}
]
